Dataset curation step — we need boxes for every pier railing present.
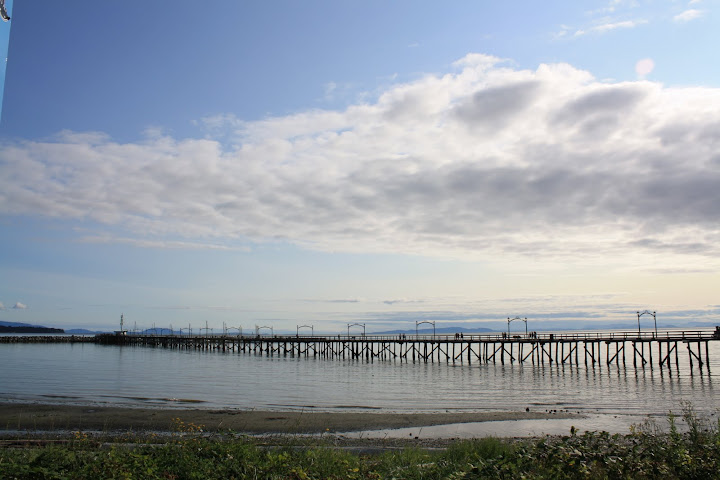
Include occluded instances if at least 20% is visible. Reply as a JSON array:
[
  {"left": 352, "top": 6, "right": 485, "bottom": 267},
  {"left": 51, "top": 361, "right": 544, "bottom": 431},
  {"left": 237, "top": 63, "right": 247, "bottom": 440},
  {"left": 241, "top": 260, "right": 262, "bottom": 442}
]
[{"left": 118, "top": 329, "right": 716, "bottom": 342}]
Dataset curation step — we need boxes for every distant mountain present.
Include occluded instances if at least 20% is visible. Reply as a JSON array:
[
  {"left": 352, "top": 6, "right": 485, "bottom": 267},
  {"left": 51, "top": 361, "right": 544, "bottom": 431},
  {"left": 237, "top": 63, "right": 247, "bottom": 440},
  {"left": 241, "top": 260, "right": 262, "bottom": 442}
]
[
  {"left": 0, "top": 320, "right": 109, "bottom": 335},
  {"left": 371, "top": 326, "right": 497, "bottom": 335},
  {"left": 66, "top": 328, "right": 108, "bottom": 335},
  {"left": 686, "top": 322, "right": 720, "bottom": 328},
  {"left": 571, "top": 323, "right": 650, "bottom": 331},
  {"left": 555, "top": 323, "right": 682, "bottom": 331},
  {"left": 140, "top": 328, "right": 175, "bottom": 335},
  {"left": 0, "top": 320, "right": 33, "bottom": 328},
  {"left": 0, "top": 325, "right": 64, "bottom": 334}
]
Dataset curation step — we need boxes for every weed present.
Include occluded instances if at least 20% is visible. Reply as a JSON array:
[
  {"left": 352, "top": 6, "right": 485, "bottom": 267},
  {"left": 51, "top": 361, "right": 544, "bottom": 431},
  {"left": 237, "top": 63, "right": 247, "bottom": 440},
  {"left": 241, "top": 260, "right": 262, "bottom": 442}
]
[{"left": 3, "top": 407, "right": 720, "bottom": 479}]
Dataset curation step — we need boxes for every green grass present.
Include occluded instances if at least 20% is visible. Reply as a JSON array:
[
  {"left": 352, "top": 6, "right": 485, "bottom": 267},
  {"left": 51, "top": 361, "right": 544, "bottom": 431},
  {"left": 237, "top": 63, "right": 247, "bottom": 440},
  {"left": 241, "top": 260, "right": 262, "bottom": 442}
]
[{"left": 3, "top": 406, "right": 720, "bottom": 479}]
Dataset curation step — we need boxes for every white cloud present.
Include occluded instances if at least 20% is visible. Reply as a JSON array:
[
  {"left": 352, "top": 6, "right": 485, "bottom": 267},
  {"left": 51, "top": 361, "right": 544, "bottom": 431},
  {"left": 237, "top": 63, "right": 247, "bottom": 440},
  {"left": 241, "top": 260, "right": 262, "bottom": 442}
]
[
  {"left": 13, "top": 302, "right": 27, "bottom": 310},
  {"left": 323, "top": 81, "right": 337, "bottom": 100},
  {"left": 2, "top": 54, "right": 720, "bottom": 271},
  {"left": 574, "top": 19, "right": 648, "bottom": 36},
  {"left": 383, "top": 298, "right": 424, "bottom": 305},
  {"left": 585, "top": 0, "right": 635, "bottom": 16},
  {"left": 673, "top": 9, "right": 704, "bottom": 22},
  {"left": 79, "top": 235, "right": 246, "bottom": 251},
  {"left": 452, "top": 53, "right": 504, "bottom": 69},
  {"left": 0, "top": 301, "right": 5, "bottom": 310}
]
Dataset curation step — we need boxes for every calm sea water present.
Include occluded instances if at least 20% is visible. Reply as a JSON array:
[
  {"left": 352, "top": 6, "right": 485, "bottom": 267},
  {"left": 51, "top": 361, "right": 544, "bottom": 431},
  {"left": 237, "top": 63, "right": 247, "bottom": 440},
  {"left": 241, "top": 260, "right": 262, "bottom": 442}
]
[{"left": 2, "top": 334, "right": 719, "bottom": 422}]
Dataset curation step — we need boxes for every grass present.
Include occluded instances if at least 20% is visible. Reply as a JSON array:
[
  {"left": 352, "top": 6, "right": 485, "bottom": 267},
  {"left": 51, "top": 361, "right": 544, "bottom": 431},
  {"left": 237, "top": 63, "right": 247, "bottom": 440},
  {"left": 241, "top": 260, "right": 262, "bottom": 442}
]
[{"left": 2, "top": 405, "right": 720, "bottom": 479}]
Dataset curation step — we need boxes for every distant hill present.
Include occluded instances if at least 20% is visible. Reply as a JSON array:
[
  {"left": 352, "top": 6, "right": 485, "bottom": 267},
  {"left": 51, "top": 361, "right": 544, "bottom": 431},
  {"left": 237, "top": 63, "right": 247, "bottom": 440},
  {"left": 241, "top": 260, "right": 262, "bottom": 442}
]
[
  {"left": 550, "top": 323, "right": 682, "bottom": 332},
  {"left": 140, "top": 328, "right": 175, "bottom": 335},
  {"left": 66, "top": 329, "right": 108, "bottom": 335},
  {"left": 371, "top": 326, "right": 497, "bottom": 335},
  {"left": 0, "top": 320, "right": 33, "bottom": 328},
  {"left": 686, "top": 322, "right": 720, "bottom": 328},
  {"left": 0, "top": 325, "right": 65, "bottom": 334},
  {"left": 0, "top": 320, "right": 106, "bottom": 335}
]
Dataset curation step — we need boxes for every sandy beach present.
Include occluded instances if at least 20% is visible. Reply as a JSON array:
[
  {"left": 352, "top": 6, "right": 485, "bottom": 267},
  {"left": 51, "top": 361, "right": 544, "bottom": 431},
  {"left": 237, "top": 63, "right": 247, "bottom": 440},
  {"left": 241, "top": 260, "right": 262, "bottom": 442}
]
[{"left": 0, "top": 403, "right": 575, "bottom": 435}]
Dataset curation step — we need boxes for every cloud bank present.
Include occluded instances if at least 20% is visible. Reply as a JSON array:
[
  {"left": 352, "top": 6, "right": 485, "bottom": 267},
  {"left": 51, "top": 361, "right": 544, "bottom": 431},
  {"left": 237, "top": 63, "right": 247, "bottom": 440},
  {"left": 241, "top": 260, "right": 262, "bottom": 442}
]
[{"left": 2, "top": 54, "right": 720, "bottom": 269}]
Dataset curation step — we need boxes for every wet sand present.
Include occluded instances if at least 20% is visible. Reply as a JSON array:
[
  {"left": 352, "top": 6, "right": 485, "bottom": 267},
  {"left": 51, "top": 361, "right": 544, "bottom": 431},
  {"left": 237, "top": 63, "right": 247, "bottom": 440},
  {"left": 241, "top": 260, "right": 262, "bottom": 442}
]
[{"left": 0, "top": 403, "right": 575, "bottom": 435}]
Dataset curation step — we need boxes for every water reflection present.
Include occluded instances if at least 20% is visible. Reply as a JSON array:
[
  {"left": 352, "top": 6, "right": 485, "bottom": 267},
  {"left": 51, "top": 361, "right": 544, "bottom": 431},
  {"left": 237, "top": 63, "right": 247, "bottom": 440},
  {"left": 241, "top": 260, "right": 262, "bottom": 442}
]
[{"left": 0, "top": 342, "right": 718, "bottom": 417}]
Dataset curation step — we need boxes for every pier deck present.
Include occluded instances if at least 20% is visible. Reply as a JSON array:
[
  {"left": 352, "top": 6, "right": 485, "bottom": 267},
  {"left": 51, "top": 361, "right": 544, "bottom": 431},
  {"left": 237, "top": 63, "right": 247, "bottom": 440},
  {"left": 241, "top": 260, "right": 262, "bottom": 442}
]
[{"left": 86, "top": 329, "right": 720, "bottom": 371}]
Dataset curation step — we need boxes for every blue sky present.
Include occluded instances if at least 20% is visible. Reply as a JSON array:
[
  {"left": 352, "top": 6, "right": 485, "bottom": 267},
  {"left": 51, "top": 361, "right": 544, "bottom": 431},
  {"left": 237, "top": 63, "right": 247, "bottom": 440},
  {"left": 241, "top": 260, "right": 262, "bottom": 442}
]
[
  {"left": 1, "top": 1, "right": 720, "bottom": 333},
  {"left": 0, "top": 0, "right": 12, "bottom": 119}
]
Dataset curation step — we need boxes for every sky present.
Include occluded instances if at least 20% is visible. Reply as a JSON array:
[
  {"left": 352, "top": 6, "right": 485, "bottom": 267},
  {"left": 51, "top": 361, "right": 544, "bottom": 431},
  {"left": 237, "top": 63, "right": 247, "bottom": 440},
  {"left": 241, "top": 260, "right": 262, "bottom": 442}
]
[
  {"left": 0, "top": 0, "right": 12, "bottom": 119},
  {"left": 1, "top": 1, "right": 720, "bottom": 334}
]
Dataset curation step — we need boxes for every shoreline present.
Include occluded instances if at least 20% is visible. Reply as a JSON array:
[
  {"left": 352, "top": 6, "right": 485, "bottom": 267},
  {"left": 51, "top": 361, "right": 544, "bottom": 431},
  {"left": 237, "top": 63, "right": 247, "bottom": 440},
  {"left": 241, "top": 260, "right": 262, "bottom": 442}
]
[{"left": 0, "top": 403, "right": 577, "bottom": 435}]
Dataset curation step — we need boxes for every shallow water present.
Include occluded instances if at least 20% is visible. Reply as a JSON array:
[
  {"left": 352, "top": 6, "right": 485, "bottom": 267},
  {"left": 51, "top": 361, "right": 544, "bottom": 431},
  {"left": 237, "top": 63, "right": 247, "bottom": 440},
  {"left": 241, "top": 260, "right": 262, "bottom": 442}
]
[
  {"left": 2, "top": 338, "right": 719, "bottom": 420},
  {"left": 342, "top": 414, "right": 674, "bottom": 439}
]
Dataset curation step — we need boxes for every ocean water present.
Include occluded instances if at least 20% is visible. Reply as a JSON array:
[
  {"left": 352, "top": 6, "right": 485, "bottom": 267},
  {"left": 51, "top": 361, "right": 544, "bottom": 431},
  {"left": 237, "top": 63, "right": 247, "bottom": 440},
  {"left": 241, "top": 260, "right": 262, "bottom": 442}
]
[{"left": 1, "top": 337, "right": 719, "bottom": 422}]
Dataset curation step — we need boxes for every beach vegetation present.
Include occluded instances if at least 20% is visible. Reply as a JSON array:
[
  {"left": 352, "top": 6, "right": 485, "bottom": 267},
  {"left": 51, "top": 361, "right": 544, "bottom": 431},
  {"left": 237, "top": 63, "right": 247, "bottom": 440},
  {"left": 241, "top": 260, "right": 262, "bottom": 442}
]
[{"left": 2, "top": 406, "right": 720, "bottom": 479}]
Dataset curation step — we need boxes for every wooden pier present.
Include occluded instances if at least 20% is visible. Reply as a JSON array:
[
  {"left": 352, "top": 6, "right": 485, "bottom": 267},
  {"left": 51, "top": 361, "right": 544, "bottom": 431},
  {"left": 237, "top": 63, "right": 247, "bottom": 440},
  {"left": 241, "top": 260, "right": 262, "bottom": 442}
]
[{"left": 91, "top": 329, "right": 720, "bottom": 371}]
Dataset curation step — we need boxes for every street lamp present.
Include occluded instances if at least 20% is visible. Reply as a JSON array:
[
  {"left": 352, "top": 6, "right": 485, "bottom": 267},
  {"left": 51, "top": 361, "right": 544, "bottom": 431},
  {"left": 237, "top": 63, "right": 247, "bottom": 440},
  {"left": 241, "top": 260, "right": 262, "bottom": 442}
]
[
  {"left": 297, "top": 325, "right": 314, "bottom": 336},
  {"left": 226, "top": 326, "right": 243, "bottom": 337},
  {"left": 637, "top": 310, "right": 657, "bottom": 337},
  {"left": 347, "top": 323, "right": 365, "bottom": 337},
  {"left": 200, "top": 321, "right": 212, "bottom": 337},
  {"left": 255, "top": 325, "right": 274, "bottom": 336},
  {"left": 416, "top": 320, "right": 436, "bottom": 338},
  {"left": 507, "top": 317, "right": 528, "bottom": 337}
]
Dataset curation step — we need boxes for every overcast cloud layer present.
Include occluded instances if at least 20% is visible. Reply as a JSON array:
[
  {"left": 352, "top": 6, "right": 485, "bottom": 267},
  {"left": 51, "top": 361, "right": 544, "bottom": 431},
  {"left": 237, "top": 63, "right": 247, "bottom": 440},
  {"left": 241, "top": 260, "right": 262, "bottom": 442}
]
[{"left": 2, "top": 54, "right": 720, "bottom": 269}]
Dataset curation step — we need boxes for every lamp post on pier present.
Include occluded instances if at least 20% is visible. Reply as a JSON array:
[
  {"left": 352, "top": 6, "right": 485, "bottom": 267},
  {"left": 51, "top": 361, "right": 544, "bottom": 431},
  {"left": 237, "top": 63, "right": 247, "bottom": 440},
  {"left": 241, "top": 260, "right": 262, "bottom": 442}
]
[
  {"left": 255, "top": 325, "right": 274, "bottom": 336},
  {"left": 227, "top": 326, "right": 243, "bottom": 337},
  {"left": 507, "top": 317, "right": 528, "bottom": 337},
  {"left": 415, "top": 320, "right": 436, "bottom": 339},
  {"left": 347, "top": 323, "right": 365, "bottom": 337},
  {"left": 297, "top": 325, "right": 314, "bottom": 337},
  {"left": 637, "top": 310, "right": 657, "bottom": 337},
  {"left": 200, "top": 321, "right": 212, "bottom": 337}
]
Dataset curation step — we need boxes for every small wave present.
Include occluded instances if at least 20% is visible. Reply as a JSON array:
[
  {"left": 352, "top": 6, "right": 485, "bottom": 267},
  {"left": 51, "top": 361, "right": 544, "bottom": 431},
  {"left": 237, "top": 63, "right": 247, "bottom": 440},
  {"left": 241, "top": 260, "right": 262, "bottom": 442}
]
[
  {"left": 332, "top": 405, "right": 382, "bottom": 410},
  {"left": 97, "top": 395, "right": 206, "bottom": 404},
  {"left": 266, "top": 403, "right": 318, "bottom": 409},
  {"left": 163, "top": 398, "right": 206, "bottom": 404}
]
